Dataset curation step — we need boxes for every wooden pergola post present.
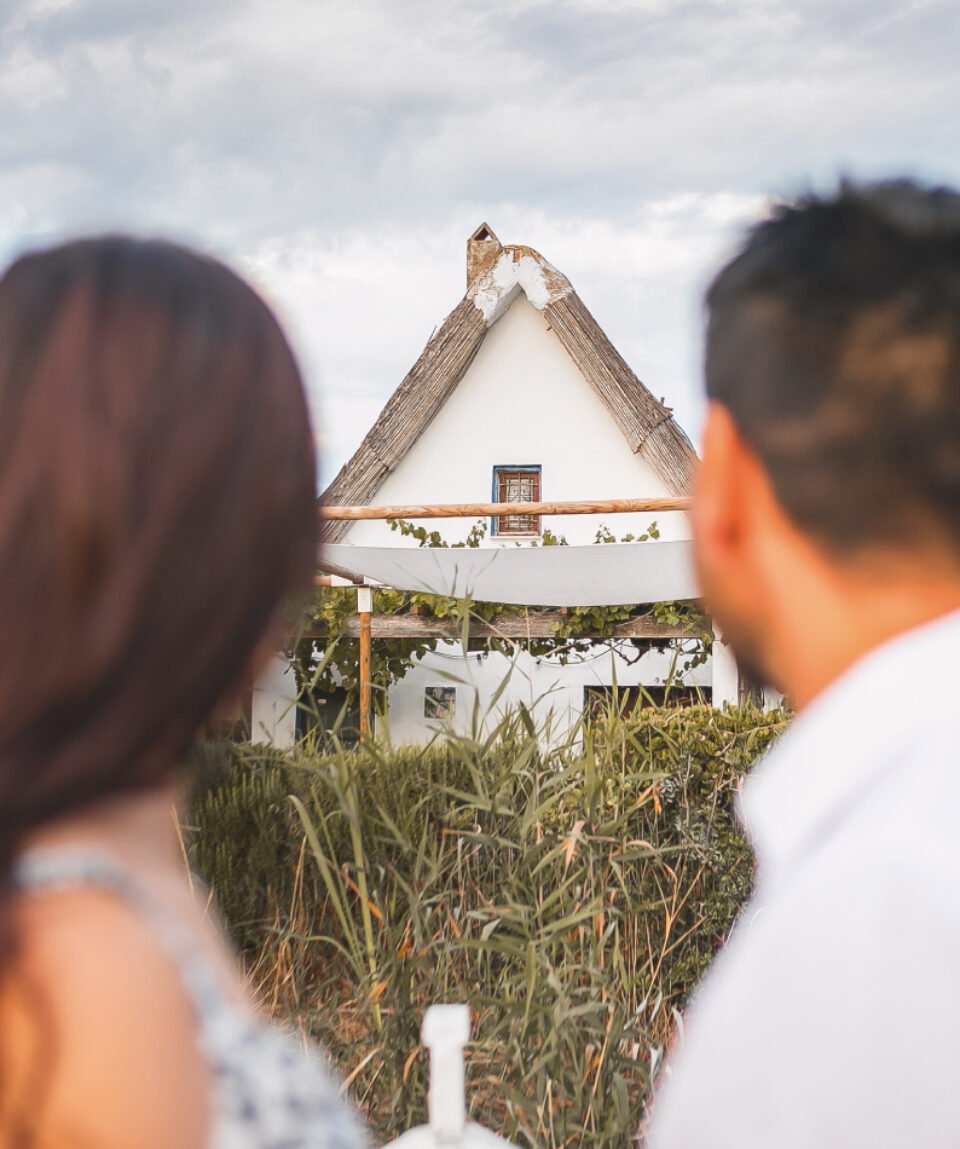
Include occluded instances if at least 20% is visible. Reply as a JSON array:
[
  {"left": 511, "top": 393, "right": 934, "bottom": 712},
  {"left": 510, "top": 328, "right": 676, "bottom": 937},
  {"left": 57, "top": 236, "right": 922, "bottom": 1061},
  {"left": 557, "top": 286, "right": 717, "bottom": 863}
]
[{"left": 357, "top": 586, "right": 373, "bottom": 740}]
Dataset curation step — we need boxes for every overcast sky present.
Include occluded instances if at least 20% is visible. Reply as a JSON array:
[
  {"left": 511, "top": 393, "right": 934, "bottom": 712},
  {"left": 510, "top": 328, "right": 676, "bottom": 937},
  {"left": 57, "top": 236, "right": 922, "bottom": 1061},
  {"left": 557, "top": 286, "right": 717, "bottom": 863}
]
[{"left": 2, "top": 0, "right": 958, "bottom": 478}]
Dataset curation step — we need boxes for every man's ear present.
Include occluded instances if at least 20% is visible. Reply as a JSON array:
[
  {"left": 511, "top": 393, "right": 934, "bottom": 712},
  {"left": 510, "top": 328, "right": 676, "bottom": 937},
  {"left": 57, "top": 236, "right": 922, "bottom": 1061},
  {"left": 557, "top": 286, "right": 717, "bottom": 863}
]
[{"left": 694, "top": 402, "right": 749, "bottom": 561}]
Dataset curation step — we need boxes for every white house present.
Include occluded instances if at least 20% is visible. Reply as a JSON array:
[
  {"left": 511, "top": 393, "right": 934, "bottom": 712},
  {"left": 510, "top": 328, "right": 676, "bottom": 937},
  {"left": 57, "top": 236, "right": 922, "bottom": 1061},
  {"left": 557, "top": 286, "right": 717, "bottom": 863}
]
[{"left": 253, "top": 225, "right": 740, "bottom": 746}]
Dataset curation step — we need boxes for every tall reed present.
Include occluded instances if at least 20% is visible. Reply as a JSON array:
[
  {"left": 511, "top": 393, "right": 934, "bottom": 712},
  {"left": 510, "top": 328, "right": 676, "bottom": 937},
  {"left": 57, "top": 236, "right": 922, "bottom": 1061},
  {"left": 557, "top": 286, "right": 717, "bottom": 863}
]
[{"left": 188, "top": 702, "right": 783, "bottom": 1146}]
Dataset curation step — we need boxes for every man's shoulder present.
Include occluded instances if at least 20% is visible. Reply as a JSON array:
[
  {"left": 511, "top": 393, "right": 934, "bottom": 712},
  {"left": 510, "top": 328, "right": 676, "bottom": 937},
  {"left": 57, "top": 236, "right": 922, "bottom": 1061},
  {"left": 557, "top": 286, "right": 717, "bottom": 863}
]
[
  {"left": 647, "top": 811, "right": 960, "bottom": 1149},
  {"left": 761, "top": 819, "right": 960, "bottom": 942}
]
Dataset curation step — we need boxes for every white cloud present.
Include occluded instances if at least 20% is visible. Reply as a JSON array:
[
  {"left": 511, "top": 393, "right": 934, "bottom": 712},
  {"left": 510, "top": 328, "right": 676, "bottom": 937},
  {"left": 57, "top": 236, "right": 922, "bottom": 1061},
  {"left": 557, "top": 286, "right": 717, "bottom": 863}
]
[{"left": 0, "top": 0, "right": 957, "bottom": 480}]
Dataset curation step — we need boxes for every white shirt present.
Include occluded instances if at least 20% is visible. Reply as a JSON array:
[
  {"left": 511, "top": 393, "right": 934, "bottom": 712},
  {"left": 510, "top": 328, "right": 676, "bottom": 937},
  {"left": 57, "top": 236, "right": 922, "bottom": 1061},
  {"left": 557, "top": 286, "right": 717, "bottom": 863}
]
[{"left": 648, "top": 608, "right": 960, "bottom": 1149}]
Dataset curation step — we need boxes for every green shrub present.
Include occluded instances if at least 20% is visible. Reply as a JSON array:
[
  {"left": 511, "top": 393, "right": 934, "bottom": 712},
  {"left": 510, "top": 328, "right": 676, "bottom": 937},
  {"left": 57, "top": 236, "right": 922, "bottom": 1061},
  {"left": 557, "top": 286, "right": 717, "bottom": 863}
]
[{"left": 187, "top": 703, "right": 785, "bottom": 1147}]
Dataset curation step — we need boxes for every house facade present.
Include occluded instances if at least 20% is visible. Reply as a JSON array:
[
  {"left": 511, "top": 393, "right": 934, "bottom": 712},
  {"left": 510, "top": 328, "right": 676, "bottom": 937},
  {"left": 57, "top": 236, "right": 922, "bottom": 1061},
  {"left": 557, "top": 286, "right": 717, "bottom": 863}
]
[{"left": 253, "top": 226, "right": 736, "bottom": 747}]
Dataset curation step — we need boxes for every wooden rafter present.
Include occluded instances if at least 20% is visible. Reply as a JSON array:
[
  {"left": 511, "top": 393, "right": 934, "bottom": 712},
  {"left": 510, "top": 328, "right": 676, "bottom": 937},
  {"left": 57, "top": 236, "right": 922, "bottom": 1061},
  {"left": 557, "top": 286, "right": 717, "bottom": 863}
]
[
  {"left": 300, "top": 612, "right": 694, "bottom": 642},
  {"left": 319, "top": 495, "right": 690, "bottom": 522}
]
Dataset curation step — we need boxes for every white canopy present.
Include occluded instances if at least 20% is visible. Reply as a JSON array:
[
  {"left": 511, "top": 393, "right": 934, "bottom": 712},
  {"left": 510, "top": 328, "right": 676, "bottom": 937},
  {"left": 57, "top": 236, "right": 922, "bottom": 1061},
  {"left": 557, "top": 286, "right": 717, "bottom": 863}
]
[{"left": 320, "top": 541, "right": 699, "bottom": 607}]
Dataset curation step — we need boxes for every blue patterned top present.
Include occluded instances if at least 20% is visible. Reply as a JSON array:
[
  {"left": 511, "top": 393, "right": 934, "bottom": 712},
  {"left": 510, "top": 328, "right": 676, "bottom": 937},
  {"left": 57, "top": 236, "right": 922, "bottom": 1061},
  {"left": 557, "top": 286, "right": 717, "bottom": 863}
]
[{"left": 14, "top": 847, "right": 368, "bottom": 1149}]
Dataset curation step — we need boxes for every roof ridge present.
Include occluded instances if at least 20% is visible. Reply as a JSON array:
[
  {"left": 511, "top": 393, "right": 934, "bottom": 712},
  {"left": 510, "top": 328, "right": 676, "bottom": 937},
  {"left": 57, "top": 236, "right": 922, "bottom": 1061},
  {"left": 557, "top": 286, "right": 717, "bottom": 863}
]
[{"left": 468, "top": 243, "right": 572, "bottom": 324}]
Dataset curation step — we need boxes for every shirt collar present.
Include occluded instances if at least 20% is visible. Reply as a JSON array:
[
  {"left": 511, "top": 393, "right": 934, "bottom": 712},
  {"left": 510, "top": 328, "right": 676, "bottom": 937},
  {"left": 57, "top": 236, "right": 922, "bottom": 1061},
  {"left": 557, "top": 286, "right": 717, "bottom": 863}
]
[{"left": 738, "top": 607, "right": 960, "bottom": 882}]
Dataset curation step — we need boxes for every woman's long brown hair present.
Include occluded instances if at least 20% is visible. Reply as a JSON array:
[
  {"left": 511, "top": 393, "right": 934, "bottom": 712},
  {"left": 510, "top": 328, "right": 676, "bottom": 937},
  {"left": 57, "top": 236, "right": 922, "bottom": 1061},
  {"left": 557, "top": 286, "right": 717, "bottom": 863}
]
[{"left": 0, "top": 236, "right": 317, "bottom": 947}]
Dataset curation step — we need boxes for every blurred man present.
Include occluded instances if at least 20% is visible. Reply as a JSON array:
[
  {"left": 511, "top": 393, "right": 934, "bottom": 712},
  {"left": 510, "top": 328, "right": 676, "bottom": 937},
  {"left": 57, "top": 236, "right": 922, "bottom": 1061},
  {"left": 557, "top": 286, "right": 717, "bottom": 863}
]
[{"left": 648, "top": 181, "right": 960, "bottom": 1148}]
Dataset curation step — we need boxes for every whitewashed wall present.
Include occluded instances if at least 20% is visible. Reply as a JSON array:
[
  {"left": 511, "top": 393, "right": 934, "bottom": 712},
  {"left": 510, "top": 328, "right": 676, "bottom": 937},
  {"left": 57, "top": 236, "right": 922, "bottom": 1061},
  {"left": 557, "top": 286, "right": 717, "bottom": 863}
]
[
  {"left": 251, "top": 654, "right": 298, "bottom": 747},
  {"left": 379, "top": 641, "right": 712, "bottom": 746}
]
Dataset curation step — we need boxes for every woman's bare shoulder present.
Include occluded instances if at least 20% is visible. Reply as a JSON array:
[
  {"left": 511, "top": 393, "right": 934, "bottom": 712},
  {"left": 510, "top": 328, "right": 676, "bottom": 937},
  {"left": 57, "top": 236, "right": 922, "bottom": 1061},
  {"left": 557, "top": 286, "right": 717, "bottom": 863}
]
[{"left": 1, "top": 888, "right": 210, "bottom": 1148}]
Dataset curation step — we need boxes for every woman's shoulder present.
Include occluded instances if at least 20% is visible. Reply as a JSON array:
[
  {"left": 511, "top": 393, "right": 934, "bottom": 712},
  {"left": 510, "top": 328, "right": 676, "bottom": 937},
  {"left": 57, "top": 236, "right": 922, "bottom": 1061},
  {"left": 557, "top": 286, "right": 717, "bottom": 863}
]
[{"left": 1, "top": 886, "right": 210, "bottom": 1148}]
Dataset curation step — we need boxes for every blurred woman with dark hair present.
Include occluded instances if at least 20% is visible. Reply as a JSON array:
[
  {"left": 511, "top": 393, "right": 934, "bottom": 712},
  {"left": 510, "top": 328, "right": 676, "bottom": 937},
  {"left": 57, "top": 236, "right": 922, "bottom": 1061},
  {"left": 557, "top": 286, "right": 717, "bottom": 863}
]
[{"left": 0, "top": 237, "right": 365, "bottom": 1147}]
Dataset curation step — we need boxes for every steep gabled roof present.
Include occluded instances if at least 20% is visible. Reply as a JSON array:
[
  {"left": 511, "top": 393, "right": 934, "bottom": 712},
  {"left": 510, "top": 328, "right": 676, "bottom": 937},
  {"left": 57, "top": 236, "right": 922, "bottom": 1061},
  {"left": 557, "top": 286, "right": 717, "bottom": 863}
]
[{"left": 320, "top": 225, "right": 697, "bottom": 541}]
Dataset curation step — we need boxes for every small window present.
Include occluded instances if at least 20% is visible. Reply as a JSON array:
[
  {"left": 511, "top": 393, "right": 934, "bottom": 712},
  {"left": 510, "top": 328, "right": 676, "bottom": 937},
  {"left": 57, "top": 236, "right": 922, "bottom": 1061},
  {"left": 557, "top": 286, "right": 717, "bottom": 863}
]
[
  {"left": 424, "top": 686, "right": 457, "bottom": 719},
  {"left": 492, "top": 466, "right": 541, "bottom": 536}
]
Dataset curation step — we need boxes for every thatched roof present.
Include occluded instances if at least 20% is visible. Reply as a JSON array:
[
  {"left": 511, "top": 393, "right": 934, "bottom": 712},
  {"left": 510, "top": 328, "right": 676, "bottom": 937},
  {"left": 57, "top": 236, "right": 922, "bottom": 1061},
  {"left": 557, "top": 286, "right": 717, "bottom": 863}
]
[{"left": 320, "top": 224, "right": 697, "bottom": 542}]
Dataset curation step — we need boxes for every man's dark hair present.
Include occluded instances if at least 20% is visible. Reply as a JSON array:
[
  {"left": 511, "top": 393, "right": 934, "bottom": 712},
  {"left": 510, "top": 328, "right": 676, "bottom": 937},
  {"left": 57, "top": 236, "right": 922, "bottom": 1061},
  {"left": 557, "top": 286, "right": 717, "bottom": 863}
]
[{"left": 705, "top": 179, "right": 960, "bottom": 556}]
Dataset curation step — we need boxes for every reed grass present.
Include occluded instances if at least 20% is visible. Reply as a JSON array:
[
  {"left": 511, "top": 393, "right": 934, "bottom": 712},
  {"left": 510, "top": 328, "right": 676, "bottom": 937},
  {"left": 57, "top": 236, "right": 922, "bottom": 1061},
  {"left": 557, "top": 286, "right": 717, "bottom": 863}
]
[{"left": 187, "top": 701, "right": 785, "bottom": 1146}]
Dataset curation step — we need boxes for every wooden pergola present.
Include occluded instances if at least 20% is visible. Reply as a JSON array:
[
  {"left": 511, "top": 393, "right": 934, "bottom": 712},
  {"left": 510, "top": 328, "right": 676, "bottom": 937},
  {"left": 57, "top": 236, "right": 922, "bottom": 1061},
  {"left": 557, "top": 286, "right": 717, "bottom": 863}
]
[{"left": 316, "top": 496, "right": 699, "bottom": 737}]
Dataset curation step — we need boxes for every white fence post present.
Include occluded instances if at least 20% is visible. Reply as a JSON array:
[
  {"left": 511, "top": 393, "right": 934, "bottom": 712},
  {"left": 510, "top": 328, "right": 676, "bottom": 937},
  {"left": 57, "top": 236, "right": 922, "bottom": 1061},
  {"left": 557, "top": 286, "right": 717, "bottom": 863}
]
[
  {"left": 424, "top": 1005, "right": 469, "bottom": 1143},
  {"left": 382, "top": 1005, "right": 519, "bottom": 1148}
]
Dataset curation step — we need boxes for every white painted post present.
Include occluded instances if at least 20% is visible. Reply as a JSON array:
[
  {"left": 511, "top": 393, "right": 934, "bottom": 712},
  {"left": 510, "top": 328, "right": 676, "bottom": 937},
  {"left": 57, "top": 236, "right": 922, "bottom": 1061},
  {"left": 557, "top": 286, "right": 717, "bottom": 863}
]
[
  {"left": 381, "top": 1004, "right": 519, "bottom": 1148},
  {"left": 423, "top": 1005, "right": 470, "bottom": 1143},
  {"left": 711, "top": 629, "right": 740, "bottom": 708}
]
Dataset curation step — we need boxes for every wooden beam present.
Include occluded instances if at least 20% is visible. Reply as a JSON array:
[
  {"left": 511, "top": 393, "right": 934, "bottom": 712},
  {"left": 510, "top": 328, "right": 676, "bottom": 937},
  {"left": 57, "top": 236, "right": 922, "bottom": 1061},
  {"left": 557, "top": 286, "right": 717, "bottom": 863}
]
[
  {"left": 315, "top": 560, "right": 367, "bottom": 584},
  {"left": 300, "top": 612, "right": 696, "bottom": 641},
  {"left": 318, "top": 496, "right": 691, "bottom": 522}
]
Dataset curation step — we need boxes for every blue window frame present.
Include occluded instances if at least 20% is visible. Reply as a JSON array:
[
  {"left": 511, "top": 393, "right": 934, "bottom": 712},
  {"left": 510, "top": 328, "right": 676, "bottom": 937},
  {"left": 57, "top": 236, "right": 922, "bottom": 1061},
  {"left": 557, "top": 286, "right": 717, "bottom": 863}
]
[{"left": 491, "top": 465, "right": 542, "bottom": 536}]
